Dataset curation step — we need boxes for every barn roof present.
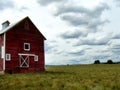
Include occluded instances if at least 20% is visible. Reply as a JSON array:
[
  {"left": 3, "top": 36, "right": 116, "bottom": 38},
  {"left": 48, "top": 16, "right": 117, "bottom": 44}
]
[{"left": 0, "top": 16, "right": 46, "bottom": 40}]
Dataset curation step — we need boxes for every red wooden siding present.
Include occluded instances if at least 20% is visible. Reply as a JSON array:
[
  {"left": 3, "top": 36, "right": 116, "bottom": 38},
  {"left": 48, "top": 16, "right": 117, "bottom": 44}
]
[
  {"left": 0, "top": 34, "right": 4, "bottom": 46},
  {"left": 5, "top": 17, "right": 45, "bottom": 73},
  {"left": 0, "top": 59, "right": 3, "bottom": 70}
]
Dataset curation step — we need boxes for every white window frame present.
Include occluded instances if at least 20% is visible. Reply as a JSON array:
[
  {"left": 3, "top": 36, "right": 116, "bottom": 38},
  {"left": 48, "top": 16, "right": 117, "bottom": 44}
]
[
  {"left": 34, "top": 55, "right": 38, "bottom": 61},
  {"left": 6, "top": 54, "right": 11, "bottom": 61},
  {"left": 24, "top": 43, "right": 30, "bottom": 51}
]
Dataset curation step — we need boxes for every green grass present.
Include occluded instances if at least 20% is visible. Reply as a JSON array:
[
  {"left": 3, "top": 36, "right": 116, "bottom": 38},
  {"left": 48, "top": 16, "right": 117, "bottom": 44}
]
[{"left": 0, "top": 64, "right": 120, "bottom": 90}]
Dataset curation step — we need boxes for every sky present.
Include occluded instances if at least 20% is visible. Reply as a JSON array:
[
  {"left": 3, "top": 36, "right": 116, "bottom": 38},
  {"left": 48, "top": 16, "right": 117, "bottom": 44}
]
[{"left": 0, "top": 0, "right": 120, "bottom": 65}]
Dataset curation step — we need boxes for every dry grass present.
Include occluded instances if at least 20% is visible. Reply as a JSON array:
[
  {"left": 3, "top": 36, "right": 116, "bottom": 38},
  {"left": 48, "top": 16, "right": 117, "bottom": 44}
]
[{"left": 0, "top": 64, "right": 120, "bottom": 90}]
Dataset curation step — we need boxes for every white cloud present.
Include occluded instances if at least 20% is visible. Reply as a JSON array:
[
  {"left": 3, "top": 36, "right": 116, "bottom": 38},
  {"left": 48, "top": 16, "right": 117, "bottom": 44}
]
[
  {"left": 114, "top": 0, "right": 120, "bottom": 7},
  {"left": 0, "top": 0, "right": 15, "bottom": 10},
  {"left": 36, "top": 0, "right": 120, "bottom": 65}
]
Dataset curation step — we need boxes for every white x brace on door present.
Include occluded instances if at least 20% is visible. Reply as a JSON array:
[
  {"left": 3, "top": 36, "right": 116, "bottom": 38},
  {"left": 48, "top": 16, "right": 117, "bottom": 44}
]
[
  {"left": 18, "top": 53, "right": 36, "bottom": 68},
  {"left": 20, "top": 55, "right": 29, "bottom": 67}
]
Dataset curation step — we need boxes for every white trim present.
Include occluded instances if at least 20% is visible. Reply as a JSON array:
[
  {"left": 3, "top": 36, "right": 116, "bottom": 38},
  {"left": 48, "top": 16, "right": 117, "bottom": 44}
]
[
  {"left": 1, "top": 46, "right": 5, "bottom": 58},
  {"left": 24, "top": 43, "right": 30, "bottom": 51},
  {"left": 18, "top": 53, "right": 35, "bottom": 56},
  {"left": 3, "top": 33, "right": 6, "bottom": 70},
  {"left": 6, "top": 54, "right": 11, "bottom": 61},
  {"left": 34, "top": 55, "right": 38, "bottom": 61}
]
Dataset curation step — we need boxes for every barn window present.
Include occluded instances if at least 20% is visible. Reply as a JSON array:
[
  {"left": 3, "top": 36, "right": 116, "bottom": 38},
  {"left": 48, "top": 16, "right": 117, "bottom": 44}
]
[
  {"left": 6, "top": 54, "right": 11, "bottom": 61},
  {"left": 34, "top": 55, "right": 38, "bottom": 61},
  {"left": 24, "top": 43, "right": 30, "bottom": 51}
]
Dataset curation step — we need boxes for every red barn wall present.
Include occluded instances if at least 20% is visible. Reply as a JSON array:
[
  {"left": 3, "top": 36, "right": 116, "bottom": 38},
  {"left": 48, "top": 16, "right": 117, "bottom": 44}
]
[
  {"left": 0, "top": 59, "right": 3, "bottom": 71},
  {"left": 5, "top": 19, "right": 45, "bottom": 73}
]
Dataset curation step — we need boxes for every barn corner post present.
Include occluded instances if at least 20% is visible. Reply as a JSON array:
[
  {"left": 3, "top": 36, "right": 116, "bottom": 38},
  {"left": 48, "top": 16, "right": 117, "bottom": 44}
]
[
  {"left": 3, "top": 33, "right": 6, "bottom": 73},
  {"left": 44, "top": 40, "right": 46, "bottom": 71}
]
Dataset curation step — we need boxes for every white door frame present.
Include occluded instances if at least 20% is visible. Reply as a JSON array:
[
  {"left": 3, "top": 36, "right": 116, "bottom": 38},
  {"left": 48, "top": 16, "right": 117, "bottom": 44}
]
[{"left": 18, "top": 53, "right": 35, "bottom": 68}]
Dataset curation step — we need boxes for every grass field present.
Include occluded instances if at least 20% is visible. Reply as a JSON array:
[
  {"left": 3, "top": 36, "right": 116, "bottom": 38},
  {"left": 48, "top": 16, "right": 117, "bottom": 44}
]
[{"left": 0, "top": 64, "right": 120, "bottom": 90}]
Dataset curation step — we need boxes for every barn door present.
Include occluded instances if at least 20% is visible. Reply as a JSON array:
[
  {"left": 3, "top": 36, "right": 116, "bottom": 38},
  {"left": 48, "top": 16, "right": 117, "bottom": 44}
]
[{"left": 20, "top": 55, "right": 29, "bottom": 67}]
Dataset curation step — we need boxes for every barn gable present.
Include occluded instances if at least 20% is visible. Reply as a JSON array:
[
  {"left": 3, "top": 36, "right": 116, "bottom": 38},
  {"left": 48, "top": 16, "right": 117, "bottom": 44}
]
[
  {"left": 0, "top": 16, "right": 46, "bottom": 40},
  {"left": 0, "top": 17, "right": 46, "bottom": 74}
]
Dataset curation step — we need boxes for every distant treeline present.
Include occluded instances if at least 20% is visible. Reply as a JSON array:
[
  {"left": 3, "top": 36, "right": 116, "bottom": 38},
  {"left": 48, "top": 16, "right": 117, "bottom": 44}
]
[{"left": 94, "top": 60, "right": 120, "bottom": 64}]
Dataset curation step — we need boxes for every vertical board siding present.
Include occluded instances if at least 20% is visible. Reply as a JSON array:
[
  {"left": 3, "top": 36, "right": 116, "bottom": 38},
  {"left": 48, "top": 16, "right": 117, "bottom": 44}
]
[{"left": 0, "top": 59, "right": 3, "bottom": 70}]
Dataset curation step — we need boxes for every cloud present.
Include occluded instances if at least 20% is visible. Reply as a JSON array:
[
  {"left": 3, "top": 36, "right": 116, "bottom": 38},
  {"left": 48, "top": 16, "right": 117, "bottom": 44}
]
[
  {"left": 0, "top": 0, "right": 14, "bottom": 10},
  {"left": 37, "top": 0, "right": 109, "bottom": 32},
  {"left": 60, "top": 14, "right": 109, "bottom": 30},
  {"left": 75, "top": 32, "right": 120, "bottom": 46},
  {"left": 60, "top": 14, "right": 89, "bottom": 26},
  {"left": 114, "top": 0, "right": 120, "bottom": 7},
  {"left": 45, "top": 41, "right": 57, "bottom": 54},
  {"left": 37, "top": 0, "right": 120, "bottom": 65},
  {"left": 75, "top": 37, "right": 110, "bottom": 46},
  {"left": 107, "top": 39, "right": 120, "bottom": 61},
  {"left": 19, "top": 6, "right": 28, "bottom": 12},
  {"left": 54, "top": 5, "right": 89, "bottom": 16},
  {"left": 111, "top": 44, "right": 120, "bottom": 49},
  {"left": 68, "top": 59, "right": 88, "bottom": 65},
  {"left": 45, "top": 40, "right": 65, "bottom": 55},
  {"left": 60, "top": 29, "right": 87, "bottom": 39},
  {"left": 37, "top": 0, "right": 65, "bottom": 6},
  {"left": 93, "top": 55, "right": 110, "bottom": 60},
  {"left": 110, "top": 40, "right": 120, "bottom": 50},
  {"left": 55, "top": 3, "right": 109, "bottom": 31},
  {"left": 37, "top": 0, "right": 109, "bottom": 31},
  {"left": 68, "top": 49, "right": 85, "bottom": 56},
  {"left": 54, "top": 3, "right": 109, "bottom": 17},
  {"left": 112, "top": 33, "right": 120, "bottom": 39}
]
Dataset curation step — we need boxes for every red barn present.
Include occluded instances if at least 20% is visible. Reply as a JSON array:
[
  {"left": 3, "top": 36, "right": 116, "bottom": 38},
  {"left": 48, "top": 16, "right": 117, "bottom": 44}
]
[{"left": 0, "top": 17, "right": 46, "bottom": 74}]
